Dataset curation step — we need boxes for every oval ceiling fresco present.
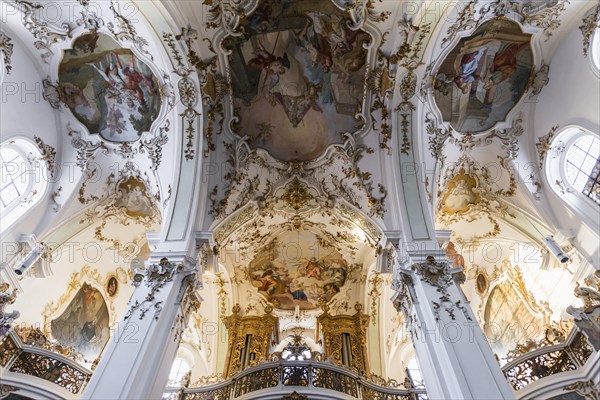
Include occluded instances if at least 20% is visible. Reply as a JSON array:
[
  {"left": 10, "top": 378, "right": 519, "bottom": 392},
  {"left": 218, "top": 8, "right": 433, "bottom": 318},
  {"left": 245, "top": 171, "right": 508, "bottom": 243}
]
[
  {"left": 59, "top": 32, "right": 162, "bottom": 142},
  {"left": 224, "top": 0, "right": 371, "bottom": 161},
  {"left": 247, "top": 231, "right": 349, "bottom": 310},
  {"left": 433, "top": 19, "right": 533, "bottom": 133}
]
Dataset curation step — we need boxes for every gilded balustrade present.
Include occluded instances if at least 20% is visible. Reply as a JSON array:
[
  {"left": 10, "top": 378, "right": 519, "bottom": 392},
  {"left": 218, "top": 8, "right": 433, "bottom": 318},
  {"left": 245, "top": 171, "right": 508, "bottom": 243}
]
[
  {"left": 163, "top": 361, "right": 426, "bottom": 400},
  {"left": 0, "top": 330, "right": 92, "bottom": 394},
  {"left": 501, "top": 328, "right": 595, "bottom": 391}
]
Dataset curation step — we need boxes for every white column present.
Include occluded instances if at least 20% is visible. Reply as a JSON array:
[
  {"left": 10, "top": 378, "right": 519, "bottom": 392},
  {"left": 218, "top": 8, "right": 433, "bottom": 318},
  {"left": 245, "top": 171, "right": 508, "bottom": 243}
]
[
  {"left": 392, "top": 251, "right": 515, "bottom": 400},
  {"left": 82, "top": 254, "right": 201, "bottom": 400}
]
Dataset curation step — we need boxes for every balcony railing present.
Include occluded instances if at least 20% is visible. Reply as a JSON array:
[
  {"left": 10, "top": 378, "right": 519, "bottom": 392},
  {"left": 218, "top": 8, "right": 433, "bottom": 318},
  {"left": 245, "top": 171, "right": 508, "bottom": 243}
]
[
  {"left": 164, "top": 361, "right": 427, "bottom": 400},
  {"left": 501, "top": 329, "right": 595, "bottom": 391},
  {"left": 0, "top": 330, "right": 93, "bottom": 395}
]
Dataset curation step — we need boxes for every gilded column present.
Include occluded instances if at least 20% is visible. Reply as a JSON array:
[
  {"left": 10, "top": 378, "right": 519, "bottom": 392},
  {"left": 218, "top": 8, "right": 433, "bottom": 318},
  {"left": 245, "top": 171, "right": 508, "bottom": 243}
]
[
  {"left": 82, "top": 255, "right": 201, "bottom": 400},
  {"left": 392, "top": 252, "right": 514, "bottom": 400}
]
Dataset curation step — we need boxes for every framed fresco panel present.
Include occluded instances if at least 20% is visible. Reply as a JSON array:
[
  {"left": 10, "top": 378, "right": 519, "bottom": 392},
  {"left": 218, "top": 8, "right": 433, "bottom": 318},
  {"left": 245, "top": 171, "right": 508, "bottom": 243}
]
[
  {"left": 433, "top": 19, "right": 533, "bottom": 133},
  {"left": 59, "top": 33, "right": 162, "bottom": 142},
  {"left": 50, "top": 283, "right": 110, "bottom": 360}
]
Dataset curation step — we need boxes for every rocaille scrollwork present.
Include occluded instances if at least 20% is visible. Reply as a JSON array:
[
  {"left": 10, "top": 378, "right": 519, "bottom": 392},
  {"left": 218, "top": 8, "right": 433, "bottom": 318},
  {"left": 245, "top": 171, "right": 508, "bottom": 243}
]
[
  {"left": 579, "top": 3, "right": 600, "bottom": 57},
  {"left": 0, "top": 283, "right": 19, "bottom": 337},
  {"left": 441, "top": 0, "right": 569, "bottom": 48},
  {"left": 125, "top": 258, "right": 184, "bottom": 321},
  {"left": 9, "top": 351, "right": 89, "bottom": 394},
  {"left": 412, "top": 256, "right": 472, "bottom": 323},
  {"left": 0, "top": 31, "right": 14, "bottom": 74}
]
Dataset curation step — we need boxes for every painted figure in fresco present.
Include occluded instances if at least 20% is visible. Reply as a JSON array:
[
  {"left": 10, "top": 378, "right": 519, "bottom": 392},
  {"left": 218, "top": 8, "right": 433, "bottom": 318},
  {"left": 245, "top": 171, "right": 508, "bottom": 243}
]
[
  {"left": 444, "top": 179, "right": 476, "bottom": 212},
  {"left": 107, "top": 277, "right": 118, "bottom": 297},
  {"left": 88, "top": 52, "right": 156, "bottom": 107},
  {"left": 453, "top": 48, "right": 486, "bottom": 94},
  {"left": 482, "top": 41, "right": 530, "bottom": 106},
  {"left": 60, "top": 33, "right": 161, "bottom": 142},
  {"left": 106, "top": 103, "right": 125, "bottom": 137},
  {"left": 248, "top": 40, "right": 321, "bottom": 127},
  {"left": 50, "top": 284, "right": 109, "bottom": 358},
  {"left": 115, "top": 183, "right": 154, "bottom": 217},
  {"left": 300, "top": 257, "right": 322, "bottom": 280}
]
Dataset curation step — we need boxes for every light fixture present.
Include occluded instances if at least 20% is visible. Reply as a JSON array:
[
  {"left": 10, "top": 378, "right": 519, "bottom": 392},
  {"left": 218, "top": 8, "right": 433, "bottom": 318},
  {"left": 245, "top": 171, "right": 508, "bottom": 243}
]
[{"left": 543, "top": 236, "right": 569, "bottom": 264}]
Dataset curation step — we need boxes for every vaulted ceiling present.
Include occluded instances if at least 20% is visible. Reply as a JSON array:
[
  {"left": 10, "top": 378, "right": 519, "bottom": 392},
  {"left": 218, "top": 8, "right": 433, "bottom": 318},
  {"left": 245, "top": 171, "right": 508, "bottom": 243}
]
[{"left": 1, "top": 0, "right": 598, "bottom": 384}]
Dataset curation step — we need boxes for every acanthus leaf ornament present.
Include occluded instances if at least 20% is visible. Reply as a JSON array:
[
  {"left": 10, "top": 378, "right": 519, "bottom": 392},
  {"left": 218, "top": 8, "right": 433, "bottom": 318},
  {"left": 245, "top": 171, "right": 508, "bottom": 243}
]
[
  {"left": 139, "top": 120, "right": 170, "bottom": 171},
  {"left": 33, "top": 136, "right": 57, "bottom": 179},
  {"left": 42, "top": 78, "right": 62, "bottom": 109},
  {"left": 476, "top": 113, "right": 525, "bottom": 160},
  {"left": 106, "top": 0, "right": 152, "bottom": 61},
  {"left": 479, "top": 0, "right": 570, "bottom": 41},
  {"left": 331, "top": 0, "right": 391, "bottom": 29},
  {"left": 0, "top": 32, "right": 14, "bottom": 74},
  {"left": 126, "top": 258, "right": 184, "bottom": 321},
  {"left": 527, "top": 62, "right": 550, "bottom": 100},
  {"left": 0, "top": 283, "right": 19, "bottom": 337},
  {"left": 14, "top": 0, "right": 73, "bottom": 63},
  {"left": 425, "top": 113, "right": 452, "bottom": 163},
  {"left": 580, "top": 3, "right": 600, "bottom": 57},
  {"left": 535, "top": 125, "right": 560, "bottom": 169},
  {"left": 202, "top": 0, "right": 259, "bottom": 35},
  {"left": 67, "top": 125, "right": 109, "bottom": 171},
  {"left": 441, "top": 1, "right": 478, "bottom": 48},
  {"left": 412, "top": 256, "right": 472, "bottom": 322}
]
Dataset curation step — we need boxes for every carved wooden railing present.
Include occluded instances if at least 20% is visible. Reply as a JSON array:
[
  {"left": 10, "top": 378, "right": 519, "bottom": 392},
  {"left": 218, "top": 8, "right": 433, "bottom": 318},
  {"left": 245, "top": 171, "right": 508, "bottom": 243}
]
[
  {"left": 501, "top": 328, "right": 596, "bottom": 391},
  {"left": 0, "top": 331, "right": 92, "bottom": 395},
  {"left": 164, "top": 361, "right": 427, "bottom": 400}
]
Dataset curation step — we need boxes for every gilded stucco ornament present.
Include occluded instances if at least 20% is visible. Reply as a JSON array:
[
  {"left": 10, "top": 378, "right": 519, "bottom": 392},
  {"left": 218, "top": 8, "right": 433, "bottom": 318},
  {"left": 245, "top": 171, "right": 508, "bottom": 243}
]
[
  {"left": 67, "top": 124, "right": 109, "bottom": 171},
  {"left": 42, "top": 78, "right": 61, "bottom": 109},
  {"left": 441, "top": 1, "right": 478, "bottom": 48},
  {"left": 566, "top": 271, "right": 600, "bottom": 350},
  {"left": 535, "top": 125, "right": 560, "bottom": 169},
  {"left": 436, "top": 154, "right": 515, "bottom": 242},
  {"left": 0, "top": 283, "right": 19, "bottom": 337},
  {"left": 412, "top": 256, "right": 472, "bottom": 322},
  {"left": 0, "top": 32, "right": 14, "bottom": 74},
  {"left": 579, "top": 3, "right": 600, "bottom": 57},
  {"left": 126, "top": 258, "right": 184, "bottom": 321},
  {"left": 50, "top": 186, "right": 62, "bottom": 212},
  {"left": 441, "top": 0, "right": 569, "bottom": 47},
  {"left": 527, "top": 62, "right": 550, "bottom": 100},
  {"left": 331, "top": 0, "right": 390, "bottom": 29},
  {"left": 203, "top": 0, "right": 259, "bottom": 35},
  {"left": 563, "top": 380, "right": 600, "bottom": 400},
  {"left": 106, "top": 0, "right": 153, "bottom": 61},
  {"left": 479, "top": 0, "right": 569, "bottom": 40},
  {"left": 33, "top": 136, "right": 57, "bottom": 179},
  {"left": 369, "top": 22, "right": 429, "bottom": 154},
  {"left": 425, "top": 113, "right": 452, "bottom": 163},
  {"left": 14, "top": 0, "right": 73, "bottom": 63},
  {"left": 163, "top": 27, "right": 225, "bottom": 159}
]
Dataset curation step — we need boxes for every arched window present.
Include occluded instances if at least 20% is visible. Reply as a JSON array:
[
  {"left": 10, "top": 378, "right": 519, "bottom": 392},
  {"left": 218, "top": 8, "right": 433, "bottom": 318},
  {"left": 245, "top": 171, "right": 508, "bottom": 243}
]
[
  {"left": 564, "top": 135, "right": 600, "bottom": 205},
  {"left": 545, "top": 127, "right": 600, "bottom": 232},
  {"left": 0, "top": 138, "right": 47, "bottom": 232},
  {"left": 406, "top": 356, "right": 423, "bottom": 387},
  {"left": 1, "top": 147, "right": 29, "bottom": 211},
  {"left": 168, "top": 358, "right": 190, "bottom": 386},
  {"left": 590, "top": 25, "right": 600, "bottom": 74}
]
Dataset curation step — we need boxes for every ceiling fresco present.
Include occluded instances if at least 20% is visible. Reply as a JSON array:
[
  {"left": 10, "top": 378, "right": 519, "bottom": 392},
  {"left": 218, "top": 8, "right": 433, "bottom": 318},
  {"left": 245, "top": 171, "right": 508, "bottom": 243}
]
[
  {"left": 224, "top": 0, "right": 371, "bottom": 161},
  {"left": 433, "top": 19, "right": 533, "bottom": 133},
  {"left": 246, "top": 231, "right": 349, "bottom": 310},
  {"left": 59, "top": 33, "right": 162, "bottom": 142},
  {"left": 49, "top": 283, "right": 110, "bottom": 360}
]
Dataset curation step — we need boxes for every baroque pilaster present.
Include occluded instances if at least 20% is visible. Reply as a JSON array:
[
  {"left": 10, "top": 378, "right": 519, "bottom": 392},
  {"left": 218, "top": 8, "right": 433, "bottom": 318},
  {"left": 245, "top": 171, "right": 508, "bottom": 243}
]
[
  {"left": 392, "top": 253, "right": 514, "bottom": 400},
  {"left": 82, "top": 255, "right": 201, "bottom": 400}
]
